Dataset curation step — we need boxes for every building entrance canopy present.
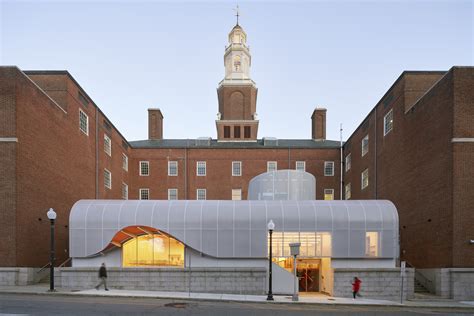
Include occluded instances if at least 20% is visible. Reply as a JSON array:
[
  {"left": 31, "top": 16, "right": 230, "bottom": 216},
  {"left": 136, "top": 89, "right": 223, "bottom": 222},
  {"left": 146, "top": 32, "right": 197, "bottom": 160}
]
[{"left": 69, "top": 200, "right": 399, "bottom": 260}]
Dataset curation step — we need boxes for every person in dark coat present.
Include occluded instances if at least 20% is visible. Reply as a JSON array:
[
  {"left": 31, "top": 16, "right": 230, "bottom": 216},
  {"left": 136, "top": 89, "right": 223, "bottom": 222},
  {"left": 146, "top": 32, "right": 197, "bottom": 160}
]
[
  {"left": 352, "top": 277, "right": 361, "bottom": 299},
  {"left": 95, "top": 263, "right": 109, "bottom": 291}
]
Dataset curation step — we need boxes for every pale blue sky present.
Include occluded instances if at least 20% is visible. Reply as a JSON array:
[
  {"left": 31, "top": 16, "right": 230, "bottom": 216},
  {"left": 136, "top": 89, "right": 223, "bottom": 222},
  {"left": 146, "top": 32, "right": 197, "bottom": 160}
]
[{"left": 1, "top": 0, "right": 472, "bottom": 141}]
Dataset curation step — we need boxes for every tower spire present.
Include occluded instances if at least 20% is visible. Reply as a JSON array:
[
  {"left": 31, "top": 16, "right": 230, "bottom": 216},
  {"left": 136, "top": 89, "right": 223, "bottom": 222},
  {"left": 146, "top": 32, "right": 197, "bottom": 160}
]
[{"left": 234, "top": 5, "right": 240, "bottom": 25}]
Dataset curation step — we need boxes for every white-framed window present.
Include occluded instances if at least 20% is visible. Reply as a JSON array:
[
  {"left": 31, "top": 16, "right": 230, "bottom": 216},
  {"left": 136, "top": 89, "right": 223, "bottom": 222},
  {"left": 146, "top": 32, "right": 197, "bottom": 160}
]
[
  {"left": 365, "top": 232, "right": 379, "bottom": 257},
  {"left": 232, "top": 161, "right": 242, "bottom": 176},
  {"left": 122, "top": 183, "right": 128, "bottom": 200},
  {"left": 168, "top": 188, "right": 178, "bottom": 200},
  {"left": 197, "top": 161, "right": 206, "bottom": 176},
  {"left": 104, "top": 169, "right": 111, "bottom": 189},
  {"left": 345, "top": 183, "right": 351, "bottom": 200},
  {"left": 232, "top": 189, "right": 242, "bottom": 200},
  {"left": 79, "top": 109, "right": 89, "bottom": 135},
  {"left": 324, "top": 161, "right": 334, "bottom": 176},
  {"left": 139, "top": 188, "right": 149, "bottom": 200},
  {"left": 122, "top": 153, "right": 128, "bottom": 171},
  {"left": 384, "top": 109, "right": 393, "bottom": 136},
  {"left": 361, "top": 168, "right": 369, "bottom": 190},
  {"left": 296, "top": 161, "right": 305, "bottom": 172},
  {"left": 140, "top": 161, "right": 149, "bottom": 176},
  {"left": 345, "top": 154, "right": 351, "bottom": 172},
  {"left": 267, "top": 161, "right": 277, "bottom": 172},
  {"left": 362, "top": 135, "right": 369, "bottom": 157},
  {"left": 197, "top": 189, "right": 206, "bottom": 200},
  {"left": 104, "top": 134, "right": 112, "bottom": 156},
  {"left": 168, "top": 161, "right": 178, "bottom": 176},
  {"left": 324, "top": 189, "right": 334, "bottom": 200}
]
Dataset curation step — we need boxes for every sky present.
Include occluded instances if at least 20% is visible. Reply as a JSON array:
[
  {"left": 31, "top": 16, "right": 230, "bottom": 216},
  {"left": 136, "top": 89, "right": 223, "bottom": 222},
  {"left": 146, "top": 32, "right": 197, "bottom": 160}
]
[{"left": 1, "top": 0, "right": 472, "bottom": 142}]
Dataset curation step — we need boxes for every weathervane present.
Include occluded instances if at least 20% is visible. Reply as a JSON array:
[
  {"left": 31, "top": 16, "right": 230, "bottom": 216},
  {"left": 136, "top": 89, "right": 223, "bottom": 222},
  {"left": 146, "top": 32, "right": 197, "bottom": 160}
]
[{"left": 233, "top": 5, "right": 240, "bottom": 25}]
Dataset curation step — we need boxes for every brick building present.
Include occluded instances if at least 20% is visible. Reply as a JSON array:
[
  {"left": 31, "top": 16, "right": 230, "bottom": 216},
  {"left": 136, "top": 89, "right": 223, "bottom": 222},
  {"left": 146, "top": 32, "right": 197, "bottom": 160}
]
[
  {"left": 343, "top": 67, "right": 474, "bottom": 269},
  {"left": 0, "top": 21, "right": 472, "bottom": 273}
]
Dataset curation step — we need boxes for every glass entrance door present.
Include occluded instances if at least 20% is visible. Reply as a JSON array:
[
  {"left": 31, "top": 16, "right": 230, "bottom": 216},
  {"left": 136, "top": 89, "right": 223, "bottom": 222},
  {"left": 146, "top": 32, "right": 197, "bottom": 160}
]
[{"left": 297, "top": 259, "right": 320, "bottom": 292}]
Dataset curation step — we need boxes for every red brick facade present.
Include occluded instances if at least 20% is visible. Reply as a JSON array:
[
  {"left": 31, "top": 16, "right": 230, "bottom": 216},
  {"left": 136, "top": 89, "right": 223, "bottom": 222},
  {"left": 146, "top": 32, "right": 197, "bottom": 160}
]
[{"left": 343, "top": 67, "right": 474, "bottom": 268}]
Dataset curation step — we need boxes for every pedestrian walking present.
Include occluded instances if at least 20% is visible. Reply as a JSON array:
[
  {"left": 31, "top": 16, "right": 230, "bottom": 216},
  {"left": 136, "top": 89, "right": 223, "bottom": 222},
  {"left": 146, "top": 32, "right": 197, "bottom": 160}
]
[
  {"left": 95, "top": 263, "right": 109, "bottom": 291},
  {"left": 352, "top": 277, "right": 361, "bottom": 299}
]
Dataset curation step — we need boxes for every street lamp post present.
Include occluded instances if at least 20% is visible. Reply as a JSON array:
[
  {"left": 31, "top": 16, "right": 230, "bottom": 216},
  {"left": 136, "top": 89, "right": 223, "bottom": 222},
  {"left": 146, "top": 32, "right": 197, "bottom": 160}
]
[
  {"left": 47, "top": 208, "right": 57, "bottom": 292},
  {"left": 267, "top": 219, "right": 275, "bottom": 301}
]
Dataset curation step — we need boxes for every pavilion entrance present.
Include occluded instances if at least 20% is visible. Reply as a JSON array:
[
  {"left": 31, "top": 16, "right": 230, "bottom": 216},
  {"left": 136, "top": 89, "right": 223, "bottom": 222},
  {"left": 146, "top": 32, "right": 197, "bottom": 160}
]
[{"left": 297, "top": 259, "right": 320, "bottom": 292}]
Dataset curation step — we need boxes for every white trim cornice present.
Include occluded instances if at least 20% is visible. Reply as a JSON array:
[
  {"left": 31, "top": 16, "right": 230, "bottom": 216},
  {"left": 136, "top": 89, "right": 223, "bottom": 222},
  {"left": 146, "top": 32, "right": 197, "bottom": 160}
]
[
  {"left": 0, "top": 137, "right": 18, "bottom": 142},
  {"left": 452, "top": 138, "right": 474, "bottom": 143}
]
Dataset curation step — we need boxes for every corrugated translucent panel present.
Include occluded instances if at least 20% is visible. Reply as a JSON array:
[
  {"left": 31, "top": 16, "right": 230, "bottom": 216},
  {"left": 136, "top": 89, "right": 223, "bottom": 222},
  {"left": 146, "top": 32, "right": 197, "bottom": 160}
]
[
  {"left": 248, "top": 170, "right": 316, "bottom": 200},
  {"left": 69, "top": 200, "right": 399, "bottom": 261}
]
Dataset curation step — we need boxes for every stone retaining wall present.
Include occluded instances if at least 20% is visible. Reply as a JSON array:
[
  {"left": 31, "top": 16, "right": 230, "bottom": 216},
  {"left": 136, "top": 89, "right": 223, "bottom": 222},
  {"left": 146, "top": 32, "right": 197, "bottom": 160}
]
[
  {"left": 418, "top": 268, "right": 474, "bottom": 300},
  {"left": 333, "top": 268, "right": 414, "bottom": 301},
  {"left": 55, "top": 267, "right": 267, "bottom": 295},
  {"left": 0, "top": 268, "right": 43, "bottom": 285}
]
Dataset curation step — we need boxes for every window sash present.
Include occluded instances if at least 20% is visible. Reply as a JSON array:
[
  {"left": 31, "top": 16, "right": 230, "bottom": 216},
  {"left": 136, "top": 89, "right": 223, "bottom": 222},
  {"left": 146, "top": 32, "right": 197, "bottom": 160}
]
[
  {"left": 197, "top": 189, "right": 206, "bottom": 200},
  {"left": 361, "top": 169, "right": 369, "bottom": 189},
  {"left": 104, "top": 135, "right": 112, "bottom": 156},
  {"left": 122, "top": 153, "right": 128, "bottom": 171},
  {"left": 345, "top": 154, "right": 351, "bottom": 172},
  {"left": 168, "top": 161, "right": 178, "bottom": 176},
  {"left": 122, "top": 183, "right": 128, "bottom": 200},
  {"left": 79, "top": 110, "right": 89, "bottom": 135},
  {"left": 324, "top": 161, "right": 334, "bottom": 176},
  {"left": 324, "top": 189, "right": 334, "bottom": 200},
  {"left": 345, "top": 183, "right": 351, "bottom": 200},
  {"left": 168, "top": 189, "right": 178, "bottom": 200},
  {"left": 139, "top": 188, "right": 149, "bottom": 200},
  {"left": 232, "top": 161, "right": 242, "bottom": 176},
  {"left": 384, "top": 110, "right": 393, "bottom": 136},
  {"left": 140, "top": 161, "right": 149, "bottom": 176},
  {"left": 104, "top": 169, "right": 111, "bottom": 189},
  {"left": 197, "top": 161, "right": 206, "bottom": 176},
  {"left": 362, "top": 135, "right": 369, "bottom": 156},
  {"left": 267, "top": 161, "right": 277, "bottom": 172},
  {"left": 296, "top": 161, "right": 305, "bottom": 171}
]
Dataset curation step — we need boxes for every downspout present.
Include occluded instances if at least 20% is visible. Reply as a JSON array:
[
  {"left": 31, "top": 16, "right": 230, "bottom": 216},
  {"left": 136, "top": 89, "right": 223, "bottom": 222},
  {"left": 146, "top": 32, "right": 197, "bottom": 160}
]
[
  {"left": 374, "top": 107, "right": 377, "bottom": 199},
  {"left": 184, "top": 142, "right": 188, "bottom": 200},
  {"left": 340, "top": 123, "right": 343, "bottom": 200},
  {"left": 95, "top": 107, "right": 99, "bottom": 199}
]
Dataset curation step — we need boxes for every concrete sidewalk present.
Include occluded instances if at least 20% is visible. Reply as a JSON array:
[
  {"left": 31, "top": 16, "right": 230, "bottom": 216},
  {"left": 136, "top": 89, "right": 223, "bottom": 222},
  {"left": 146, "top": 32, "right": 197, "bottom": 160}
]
[{"left": 0, "top": 283, "right": 473, "bottom": 310}]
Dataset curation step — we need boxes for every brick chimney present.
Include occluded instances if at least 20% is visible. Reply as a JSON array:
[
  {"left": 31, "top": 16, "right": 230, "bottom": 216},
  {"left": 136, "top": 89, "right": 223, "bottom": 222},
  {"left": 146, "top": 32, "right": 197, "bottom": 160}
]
[
  {"left": 148, "top": 108, "right": 163, "bottom": 140},
  {"left": 311, "top": 108, "right": 326, "bottom": 140}
]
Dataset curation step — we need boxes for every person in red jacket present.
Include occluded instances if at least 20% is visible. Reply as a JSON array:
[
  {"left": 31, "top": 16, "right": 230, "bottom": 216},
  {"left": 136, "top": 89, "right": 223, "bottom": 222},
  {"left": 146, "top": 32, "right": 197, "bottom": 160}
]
[{"left": 352, "top": 277, "right": 361, "bottom": 299}]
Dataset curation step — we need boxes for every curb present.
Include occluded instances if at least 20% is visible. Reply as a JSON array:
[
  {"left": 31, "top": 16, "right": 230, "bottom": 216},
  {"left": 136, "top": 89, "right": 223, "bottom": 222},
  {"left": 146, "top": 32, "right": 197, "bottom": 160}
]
[{"left": 1, "top": 290, "right": 474, "bottom": 310}]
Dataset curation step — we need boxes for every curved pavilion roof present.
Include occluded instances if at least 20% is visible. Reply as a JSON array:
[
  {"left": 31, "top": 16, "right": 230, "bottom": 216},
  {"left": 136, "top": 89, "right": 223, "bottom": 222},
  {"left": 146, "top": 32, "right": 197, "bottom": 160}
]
[{"left": 69, "top": 200, "right": 399, "bottom": 259}]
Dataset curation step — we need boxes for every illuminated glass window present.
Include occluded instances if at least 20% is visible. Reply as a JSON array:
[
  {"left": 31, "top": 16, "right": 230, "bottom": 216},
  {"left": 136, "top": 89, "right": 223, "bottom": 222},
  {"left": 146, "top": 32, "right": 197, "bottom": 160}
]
[
  {"left": 267, "top": 161, "right": 277, "bottom": 172},
  {"left": 104, "top": 134, "right": 112, "bottom": 156},
  {"left": 362, "top": 135, "right": 369, "bottom": 156},
  {"left": 365, "top": 232, "right": 379, "bottom": 257},
  {"left": 324, "top": 189, "right": 334, "bottom": 200},
  {"left": 168, "top": 161, "right": 178, "bottom": 176},
  {"left": 384, "top": 109, "right": 393, "bottom": 136},
  {"left": 296, "top": 161, "right": 305, "bottom": 172},
  {"left": 122, "top": 233, "right": 184, "bottom": 267},
  {"left": 269, "top": 232, "right": 332, "bottom": 258}
]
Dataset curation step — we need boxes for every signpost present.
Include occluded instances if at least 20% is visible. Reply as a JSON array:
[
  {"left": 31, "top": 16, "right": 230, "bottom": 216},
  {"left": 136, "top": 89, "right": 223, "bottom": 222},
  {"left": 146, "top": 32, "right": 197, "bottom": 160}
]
[{"left": 289, "top": 242, "right": 301, "bottom": 302}]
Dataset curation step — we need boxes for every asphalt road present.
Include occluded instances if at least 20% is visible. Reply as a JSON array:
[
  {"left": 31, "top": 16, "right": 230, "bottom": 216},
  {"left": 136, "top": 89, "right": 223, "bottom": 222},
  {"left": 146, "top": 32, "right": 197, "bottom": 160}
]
[{"left": 0, "top": 294, "right": 472, "bottom": 316}]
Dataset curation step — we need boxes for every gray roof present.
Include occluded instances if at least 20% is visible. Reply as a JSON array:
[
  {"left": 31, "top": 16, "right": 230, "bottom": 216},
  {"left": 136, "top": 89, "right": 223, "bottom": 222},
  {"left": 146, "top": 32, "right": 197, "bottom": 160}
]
[
  {"left": 69, "top": 200, "right": 399, "bottom": 259},
  {"left": 129, "top": 139, "right": 342, "bottom": 149}
]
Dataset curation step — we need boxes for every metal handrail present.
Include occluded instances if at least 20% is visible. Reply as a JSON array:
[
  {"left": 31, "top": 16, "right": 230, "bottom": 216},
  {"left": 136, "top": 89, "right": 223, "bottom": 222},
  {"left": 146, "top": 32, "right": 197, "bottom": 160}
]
[
  {"left": 37, "top": 262, "right": 51, "bottom": 273},
  {"left": 59, "top": 257, "right": 71, "bottom": 267}
]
